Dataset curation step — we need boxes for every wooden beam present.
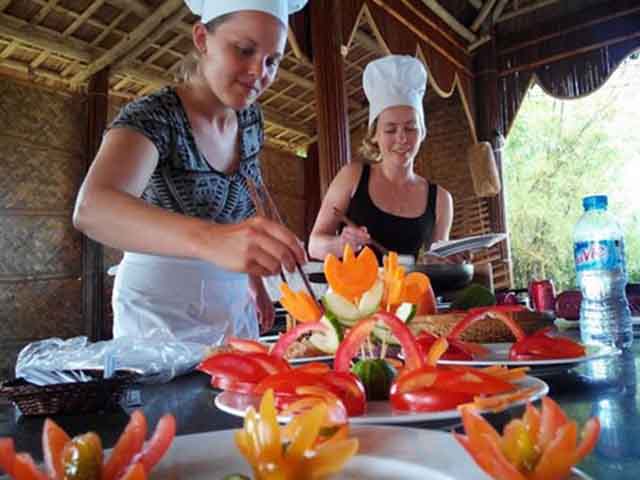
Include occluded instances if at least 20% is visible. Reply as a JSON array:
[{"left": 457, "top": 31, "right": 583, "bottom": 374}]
[
  {"left": 261, "top": 106, "right": 314, "bottom": 137},
  {"left": 101, "top": 0, "right": 153, "bottom": 19},
  {"left": 496, "top": 0, "right": 560, "bottom": 23},
  {"left": 70, "top": 0, "right": 184, "bottom": 85},
  {"left": 0, "top": 14, "right": 94, "bottom": 63},
  {"left": 492, "top": 0, "right": 510, "bottom": 21},
  {"left": 84, "top": 68, "right": 109, "bottom": 341},
  {"left": 0, "top": 0, "right": 12, "bottom": 12},
  {"left": 31, "top": 0, "right": 61, "bottom": 25},
  {"left": 354, "top": 31, "right": 386, "bottom": 54},
  {"left": 311, "top": 0, "right": 350, "bottom": 195},
  {"left": 471, "top": 0, "right": 498, "bottom": 32},
  {"left": 468, "top": 0, "right": 483, "bottom": 9},
  {"left": 114, "top": 6, "right": 191, "bottom": 68},
  {"left": 62, "top": 0, "right": 105, "bottom": 37},
  {"left": 420, "top": 0, "right": 477, "bottom": 42}
]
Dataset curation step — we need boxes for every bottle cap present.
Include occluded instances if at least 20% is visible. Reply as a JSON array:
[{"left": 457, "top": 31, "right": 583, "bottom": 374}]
[{"left": 583, "top": 195, "right": 608, "bottom": 211}]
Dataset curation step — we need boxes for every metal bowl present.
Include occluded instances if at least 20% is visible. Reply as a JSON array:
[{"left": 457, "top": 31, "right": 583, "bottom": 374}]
[{"left": 405, "top": 263, "right": 474, "bottom": 293}]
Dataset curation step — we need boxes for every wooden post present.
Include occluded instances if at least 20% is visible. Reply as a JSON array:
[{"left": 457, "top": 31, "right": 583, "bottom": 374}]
[
  {"left": 83, "top": 68, "right": 109, "bottom": 341},
  {"left": 474, "top": 35, "right": 513, "bottom": 287},
  {"left": 310, "top": 0, "right": 351, "bottom": 196},
  {"left": 304, "top": 142, "right": 321, "bottom": 244}
]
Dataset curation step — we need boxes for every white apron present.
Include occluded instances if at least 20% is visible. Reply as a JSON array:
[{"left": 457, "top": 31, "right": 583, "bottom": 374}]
[{"left": 112, "top": 252, "right": 258, "bottom": 346}]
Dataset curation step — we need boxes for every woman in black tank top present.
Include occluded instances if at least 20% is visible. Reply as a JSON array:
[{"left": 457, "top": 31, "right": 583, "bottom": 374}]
[{"left": 309, "top": 55, "right": 454, "bottom": 262}]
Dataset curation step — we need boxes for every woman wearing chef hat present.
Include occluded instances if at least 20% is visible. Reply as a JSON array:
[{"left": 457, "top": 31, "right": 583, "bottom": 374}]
[
  {"left": 73, "top": 0, "right": 308, "bottom": 345},
  {"left": 309, "top": 54, "right": 454, "bottom": 262}
]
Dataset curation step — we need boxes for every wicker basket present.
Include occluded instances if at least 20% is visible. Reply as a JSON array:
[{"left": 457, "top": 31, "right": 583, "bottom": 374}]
[
  {"left": 410, "top": 310, "right": 554, "bottom": 343},
  {"left": 0, "top": 370, "right": 137, "bottom": 416}
]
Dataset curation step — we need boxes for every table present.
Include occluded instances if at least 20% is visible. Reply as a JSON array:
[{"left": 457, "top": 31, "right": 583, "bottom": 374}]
[{"left": 2, "top": 342, "right": 639, "bottom": 479}]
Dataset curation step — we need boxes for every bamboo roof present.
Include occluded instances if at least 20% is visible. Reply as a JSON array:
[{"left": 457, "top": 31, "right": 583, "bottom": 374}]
[{"left": 0, "top": 0, "right": 619, "bottom": 155}]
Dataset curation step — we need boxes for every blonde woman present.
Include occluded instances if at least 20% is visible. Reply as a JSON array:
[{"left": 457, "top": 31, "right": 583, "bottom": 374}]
[
  {"left": 73, "top": 0, "right": 308, "bottom": 344},
  {"left": 309, "top": 55, "right": 454, "bottom": 262}
]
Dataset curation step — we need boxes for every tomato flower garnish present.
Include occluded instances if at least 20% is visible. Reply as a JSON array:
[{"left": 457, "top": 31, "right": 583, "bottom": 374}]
[
  {"left": 235, "top": 389, "right": 359, "bottom": 480},
  {"left": 0, "top": 411, "right": 175, "bottom": 480},
  {"left": 456, "top": 396, "right": 600, "bottom": 480}
]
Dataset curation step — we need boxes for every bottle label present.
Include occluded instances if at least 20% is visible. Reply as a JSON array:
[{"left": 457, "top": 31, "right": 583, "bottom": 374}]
[{"left": 574, "top": 239, "right": 624, "bottom": 272}]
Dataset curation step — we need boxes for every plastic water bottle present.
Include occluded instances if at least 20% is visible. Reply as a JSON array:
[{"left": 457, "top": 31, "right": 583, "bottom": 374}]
[{"left": 573, "top": 195, "right": 633, "bottom": 349}]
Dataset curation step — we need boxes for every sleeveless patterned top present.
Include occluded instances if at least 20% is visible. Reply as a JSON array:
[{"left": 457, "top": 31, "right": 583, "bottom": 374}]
[{"left": 108, "top": 86, "right": 262, "bottom": 224}]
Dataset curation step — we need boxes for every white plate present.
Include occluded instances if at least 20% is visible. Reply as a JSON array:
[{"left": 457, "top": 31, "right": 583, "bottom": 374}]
[
  {"left": 214, "top": 376, "right": 548, "bottom": 425},
  {"left": 152, "top": 425, "right": 591, "bottom": 480},
  {"left": 152, "top": 426, "right": 488, "bottom": 479},
  {"left": 437, "top": 343, "right": 620, "bottom": 368}
]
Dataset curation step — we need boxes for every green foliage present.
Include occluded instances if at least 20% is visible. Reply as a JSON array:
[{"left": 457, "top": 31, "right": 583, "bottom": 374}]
[{"left": 504, "top": 60, "right": 640, "bottom": 291}]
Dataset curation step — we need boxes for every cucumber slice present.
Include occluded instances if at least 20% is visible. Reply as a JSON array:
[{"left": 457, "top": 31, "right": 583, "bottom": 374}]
[
  {"left": 308, "top": 313, "right": 343, "bottom": 354},
  {"left": 357, "top": 279, "right": 384, "bottom": 317},
  {"left": 372, "top": 303, "right": 417, "bottom": 345},
  {"left": 395, "top": 302, "right": 417, "bottom": 323},
  {"left": 322, "top": 290, "right": 361, "bottom": 326}
]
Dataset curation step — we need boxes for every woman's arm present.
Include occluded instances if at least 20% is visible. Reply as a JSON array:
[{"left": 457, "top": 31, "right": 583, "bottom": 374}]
[
  {"left": 308, "top": 163, "right": 370, "bottom": 260},
  {"left": 73, "top": 128, "right": 304, "bottom": 276},
  {"left": 430, "top": 186, "right": 454, "bottom": 243}
]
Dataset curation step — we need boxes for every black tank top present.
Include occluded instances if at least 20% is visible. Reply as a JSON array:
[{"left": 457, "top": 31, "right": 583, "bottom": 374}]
[{"left": 344, "top": 164, "right": 437, "bottom": 259}]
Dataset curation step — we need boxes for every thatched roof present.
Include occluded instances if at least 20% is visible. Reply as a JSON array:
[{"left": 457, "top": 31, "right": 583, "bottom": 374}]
[{"left": 0, "top": 0, "right": 622, "bottom": 154}]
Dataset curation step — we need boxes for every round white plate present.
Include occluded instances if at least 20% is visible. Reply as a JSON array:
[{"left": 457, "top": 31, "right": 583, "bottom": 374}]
[
  {"left": 437, "top": 343, "right": 620, "bottom": 368},
  {"left": 152, "top": 425, "right": 486, "bottom": 479},
  {"left": 214, "top": 375, "right": 548, "bottom": 425},
  {"left": 288, "top": 354, "right": 334, "bottom": 365},
  {"left": 152, "top": 425, "right": 590, "bottom": 480}
]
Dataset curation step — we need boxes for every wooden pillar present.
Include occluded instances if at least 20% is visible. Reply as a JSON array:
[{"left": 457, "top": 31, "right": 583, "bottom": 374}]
[
  {"left": 474, "top": 35, "right": 513, "bottom": 287},
  {"left": 304, "top": 142, "right": 321, "bottom": 243},
  {"left": 83, "top": 68, "right": 109, "bottom": 341},
  {"left": 310, "top": 0, "right": 350, "bottom": 196}
]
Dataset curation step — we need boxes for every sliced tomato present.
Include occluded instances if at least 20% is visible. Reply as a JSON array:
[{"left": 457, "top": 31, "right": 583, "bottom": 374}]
[
  {"left": 295, "top": 362, "right": 331, "bottom": 375},
  {"left": 133, "top": 414, "right": 176, "bottom": 474},
  {"left": 334, "top": 312, "right": 423, "bottom": 372},
  {"left": 390, "top": 383, "right": 474, "bottom": 412},
  {"left": 270, "top": 321, "right": 327, "bottom": 358},
  {"left": 449, "top": 308, "right": 526, "bottom": 342},
  {"left": 198, "top": 353, "right": 270, "bottom": 393},
  {"left": 509, "top": 329, "right": 585, "bottom": 360},
  {"left": 242, "top": 352, "right": 291, "bottom": 374},
  {"left": 416, "top": 333, "right": 473, "bottom": 361},
  {"left": 0, "top": 438, "right": 16, "bottom": 477},
  {"left": 227, "top": 337, "right": 269, "bottom": 353},
  {"left": 253, "top": 370, "right": 328, "bottom": 397},
  {"left": 321, "top": 371, "right": 367, "bottom": 417},
  {"left": 42, "top": 418, "right": 70, "bottom": 480},
  {"left": 102, "top": 410, "right": 147, "bottom": 480}
]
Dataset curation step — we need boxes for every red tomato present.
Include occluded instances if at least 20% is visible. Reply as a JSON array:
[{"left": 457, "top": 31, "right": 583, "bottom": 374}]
[
  {"left": 227, "top": 337, "right": 269, "bottom": 353},
  {"left": 415, "top": 333, "right": 474, "bottom": 361},
  {"left": 198, "top": 353, "right": 270, "bottom": 393},
  {"left": 295, "top": 362, "right": 331, "bottom": 375},
  {"left": 321, "top": 371, "right": 367, "bottom": 417},
  {"left": 509, "top": 329, "right": 586, "bottom": 360},
  {"left": 133, "top": 414, "right": 176, "bottom": 474},
  {"left": 390, "top": 383, "right": 474, "bottom": 412},
  {"left": 0, "top": 438, "right": 16, "bottom": 477},
  {"left": 242, "top": 352, "right": 291, "bottom": 375},
  {"left": 103, "top": 410, "right": 147, "bottom": 480}
]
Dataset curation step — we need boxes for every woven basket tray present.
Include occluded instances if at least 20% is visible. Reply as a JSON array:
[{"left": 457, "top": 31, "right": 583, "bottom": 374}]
[
  {"left": 410, "top": 310, "right": 554, "bottom": 343},
  {"left": 0, "top": 370, "right": 136, "bottom": 417}
]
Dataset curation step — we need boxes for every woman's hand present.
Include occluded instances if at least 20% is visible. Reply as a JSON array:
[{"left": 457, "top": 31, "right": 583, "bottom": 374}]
[
  {"left": 338, "top": 225, "right": 371, "bottom": 252},
  {"left": 204, "top": 217, "right": 307, "bottom": 277},
  {"left": 249, "top": 276, "right": 275, "bottom": 333}
]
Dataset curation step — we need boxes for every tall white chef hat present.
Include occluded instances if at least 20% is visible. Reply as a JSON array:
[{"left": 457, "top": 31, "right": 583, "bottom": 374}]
[
  {"left": 184, "top": 0, "right": 308, "bottom": 26},
  {"left": 363, "top": 55, "right": 428, "bottom": 132}
]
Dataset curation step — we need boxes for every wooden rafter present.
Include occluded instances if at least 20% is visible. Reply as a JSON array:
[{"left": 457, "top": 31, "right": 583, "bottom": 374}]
[
  {"left": 70, "top": 0, "right": 184, "bottom": 85},
  {"left": 496, "top": 0, "right": 560, "bottom": 23},
  {"left": 493, "top": 0, "right": 511, "bottom": 21},
  {"left": 471, "top": 0, "right": 498, "bottom": 32},
  {"left": 0, "top": 0, "right": 11, "bottom": 12},
  {"left": 468, "top": 0, "right": 483, "bottom": 9},
  {"left": 62, "top": 0, "right": 105, "bottom": 37},
  {"left": 420, "top": 0, "right": 477, "bottom": 43}
]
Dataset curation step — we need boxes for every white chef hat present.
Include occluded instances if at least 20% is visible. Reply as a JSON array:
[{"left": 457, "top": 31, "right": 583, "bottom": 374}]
[
  {"left": 363, "top": 55, "right": 428, "bottom": 132},
  {"left": 184, "top": 0, "right": 308, "bottom": 26}
]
